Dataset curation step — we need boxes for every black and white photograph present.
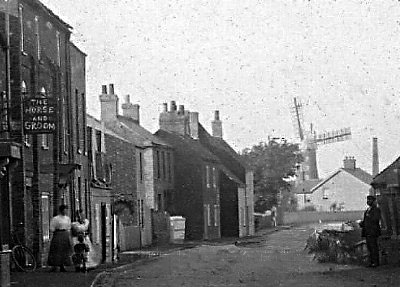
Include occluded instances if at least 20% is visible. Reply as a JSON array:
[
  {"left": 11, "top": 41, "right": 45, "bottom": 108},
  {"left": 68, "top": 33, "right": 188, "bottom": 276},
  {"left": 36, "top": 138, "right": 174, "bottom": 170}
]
[{"left": 1, "top": 0, "right": 400, "bottom": 286}]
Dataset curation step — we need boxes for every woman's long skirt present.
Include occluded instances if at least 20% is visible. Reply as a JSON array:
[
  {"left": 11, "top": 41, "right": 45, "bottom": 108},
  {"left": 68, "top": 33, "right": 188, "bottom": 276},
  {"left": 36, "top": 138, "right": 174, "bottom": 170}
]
[{"left": 47, "top": 230, "right": 73, "bottom": 266}]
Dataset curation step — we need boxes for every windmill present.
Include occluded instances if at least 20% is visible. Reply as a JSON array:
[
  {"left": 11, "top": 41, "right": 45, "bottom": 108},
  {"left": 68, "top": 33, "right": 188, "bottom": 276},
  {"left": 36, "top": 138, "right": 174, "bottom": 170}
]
[{"left": 290, "top": 97, "right": 352, "bottom": 182}]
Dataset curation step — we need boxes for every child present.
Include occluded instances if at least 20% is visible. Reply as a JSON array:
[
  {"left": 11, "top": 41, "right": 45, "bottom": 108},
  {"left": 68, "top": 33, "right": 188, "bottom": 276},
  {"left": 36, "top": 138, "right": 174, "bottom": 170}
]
[{"left": 72, "top": 235, "right": 90, "bottom": 272}]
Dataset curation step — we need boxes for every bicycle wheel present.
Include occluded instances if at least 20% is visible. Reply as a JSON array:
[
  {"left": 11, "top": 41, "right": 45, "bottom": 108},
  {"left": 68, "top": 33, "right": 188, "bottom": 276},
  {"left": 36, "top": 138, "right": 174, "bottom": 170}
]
[{"left": 12, "top": 245, "right": 37, "bottom": 272}]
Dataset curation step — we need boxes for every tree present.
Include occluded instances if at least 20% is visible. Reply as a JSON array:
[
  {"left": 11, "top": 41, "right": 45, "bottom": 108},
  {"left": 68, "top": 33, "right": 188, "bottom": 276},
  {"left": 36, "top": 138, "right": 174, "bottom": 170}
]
[{"left": 240, "top": 139, "right": 302, "bottom": 212}]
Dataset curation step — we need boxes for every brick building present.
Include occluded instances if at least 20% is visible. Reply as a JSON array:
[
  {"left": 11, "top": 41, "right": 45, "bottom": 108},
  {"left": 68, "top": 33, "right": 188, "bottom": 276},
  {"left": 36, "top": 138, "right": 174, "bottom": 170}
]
[
  {"left": 198, "top": 111, "right": 255, "bottom": 237},
  {"left": 306, "top": 157, "right": 372, "bottom": 212},
  {"left": 99, "top": 85, "right": 174, "bottom": 247},
  {"left": 0, "top": 0, "right": 88, "bottom": 268},
  {"left": 156, "top": 102, "right": 222, "bottom": 240},
  {"left": 86, "top": 114, "right": 114, "bottom": 263}
]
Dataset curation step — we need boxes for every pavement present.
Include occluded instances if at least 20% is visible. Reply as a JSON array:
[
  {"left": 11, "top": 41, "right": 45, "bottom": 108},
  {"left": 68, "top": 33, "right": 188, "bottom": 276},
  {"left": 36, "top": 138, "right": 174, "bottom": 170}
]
[{"left": 9, "top": 242, "right": 198, "bottom": 287}]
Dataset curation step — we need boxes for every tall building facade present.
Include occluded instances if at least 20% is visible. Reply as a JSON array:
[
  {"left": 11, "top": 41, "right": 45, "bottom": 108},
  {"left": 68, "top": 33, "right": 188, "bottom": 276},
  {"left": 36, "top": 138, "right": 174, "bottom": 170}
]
[{"left": 0, "top": 0, "right": 88, "bottom": 268}]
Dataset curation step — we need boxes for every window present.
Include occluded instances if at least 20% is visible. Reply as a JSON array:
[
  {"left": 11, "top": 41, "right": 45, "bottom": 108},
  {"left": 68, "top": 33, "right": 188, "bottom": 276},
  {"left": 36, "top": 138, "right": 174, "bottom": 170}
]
[
  {"left": 95, "top": 130, "right": 102, "bottom": 152},
  {"left": 137, "top": 200, "right": 144, "bottom": 228},
  {"left": 207, "top": 204, "right": 211, "bottom": 226},
  {"left": 139, "top": 152, "right": 143, "bottom": 182},
  {"left": 24, "top": 134, "right": 31, "bottom": 147},
  {"left": 77, "top": 177, "right": 82, "bottom": 210},
  {"left": 75, "top": 89, "right": 80, "bottom": 152},
  {"left": 323, "top": 189, "right": 328, "bottom": 199},
  {"left": 214, "top": 205, "right": 219, "bottom": 227},
  {"left": 41, "top": 134, "right": 49, "bottom": 149},
  {"left": 19, "top": 4, "right": 24, "bottom": 52},
  {"left": 41, "top": 195, "right": 49, "bottom": 242},
  {"left": 156, "top": 151, "right": 160, "bottom": 179},
  {"left": 34, "top": 16, "right": 40, "bottom": 60},
  {"left": 162, "top": 151, "right": 166, "bottom": 179},
  {"left": 167, "top": 152, "right": 171, "bottom": 182},
  {"left": 206, "top": 165, "right": 210, "bottom": 188},
  {"left": 56, "top": 31, "right": 61, "bottom": 66},
  {"left": 157, "top": 193, "right": 162, "bottom": 211},
  {"left": 212, "top": 167, "right": 217, "bottom": 188},
  {"left": 87, "top": 127, "right": 93, "bottom": 161}
]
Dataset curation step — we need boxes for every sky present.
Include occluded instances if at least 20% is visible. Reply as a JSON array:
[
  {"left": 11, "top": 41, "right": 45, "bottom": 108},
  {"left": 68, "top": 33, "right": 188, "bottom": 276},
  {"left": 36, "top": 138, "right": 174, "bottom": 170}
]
[{"left": 40, "top": 0, "right": 400, "bottom": 178}]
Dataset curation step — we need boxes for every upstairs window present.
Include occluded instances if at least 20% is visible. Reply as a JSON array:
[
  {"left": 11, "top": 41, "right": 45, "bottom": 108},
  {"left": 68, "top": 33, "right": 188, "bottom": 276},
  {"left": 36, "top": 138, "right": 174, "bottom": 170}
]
[
  {"left": 19, "top": 4, "right": 24, "bottom": 52},
  {"left": 156, "top": 151, "right": 161, "bottom": 179},
  {"left": 167, "top": 152, "right": 171, "bottom": 182},
  {"left": 139, "top": 151, "right": 143, "bottom": 182},
  {"left": 56, "top": 31, "right": 61, "bottom": 66},
  {"left": 212, "top": 167, "right": 217, "bottom": 188},
  {"left": 75, "top": 89, "right": 81, "bottom": 153},
  {"left": 206, "top": 165, "right": 210, "bottom": 188},
  {"left": 34, "top": 16, "right": 40, "bottom": 60},
  {"left": 95, "top": 130, "right": 102, "bottom": 152},
  {"left": 41, "top": 134, "right": 49, "bottom": 149}
]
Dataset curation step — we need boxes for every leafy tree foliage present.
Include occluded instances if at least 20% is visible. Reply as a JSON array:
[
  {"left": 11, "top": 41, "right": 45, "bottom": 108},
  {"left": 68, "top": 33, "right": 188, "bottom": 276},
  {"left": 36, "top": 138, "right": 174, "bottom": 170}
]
[{"left": 240, "top": 140, "right": 302, "bottom": 212}]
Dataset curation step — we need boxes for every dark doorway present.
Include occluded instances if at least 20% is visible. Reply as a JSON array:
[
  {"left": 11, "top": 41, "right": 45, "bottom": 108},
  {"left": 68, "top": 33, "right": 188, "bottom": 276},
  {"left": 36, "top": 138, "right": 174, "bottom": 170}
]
[{"left": 101, "top": 203, "right": 107, "bottom": 262}]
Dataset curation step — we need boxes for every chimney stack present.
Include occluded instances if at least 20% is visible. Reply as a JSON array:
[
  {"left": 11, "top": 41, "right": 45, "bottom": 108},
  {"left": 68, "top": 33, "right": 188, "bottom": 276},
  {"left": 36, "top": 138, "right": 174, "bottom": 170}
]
[
  {"left": 101, "top": 85, "right": 107, "bottom": 94},
  {"left": 99, "top": 83, "right": 119, "bottom": 123},
  {"left": 178, "top": 105, "right": 185, "bottom": 115},
  {"left": 189, "top": 112, "right": 199, "bottom": 139},
  {"left": 372, "top": 137, "right": 379, "bottom": 177},
  {"left": 109, "top": 84, "right": 115, "bottom": 95},
  {"left": 170, "top": 101, "right": 177, "bottom": 112},
  {"left": 343, "top": 156, "right": 356, "bottom": 170},
  {"left": 212, "top": 110, "right": 223, "bottom": 138},
  {"left": 121, "top": 94, "right": 140, "bottom": 124},
  {"left": 159, "top": 101, "right": 190, "bottom": 136},
  {"left": 162, "top": 103, "right": 168, "bottom": 112}
]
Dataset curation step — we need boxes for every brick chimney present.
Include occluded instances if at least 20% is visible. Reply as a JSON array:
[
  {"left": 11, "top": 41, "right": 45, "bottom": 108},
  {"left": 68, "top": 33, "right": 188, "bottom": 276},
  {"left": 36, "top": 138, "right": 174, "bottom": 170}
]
[
  {"left": 212, "top": 110, "right": 223, "bottom": 138},
  {"left": 343, "top": 156, "right": 356, "bottom": 170},
  {"left": 121, "top": 94, "right": 140, "bottom": 124},
  {"left": 99, "top": 84, "right": 119, "bottom": 123},
  {"left": 372, "top": 137, "right": 379, "bottom": 177},
  {"left": 159, "top": 101, "right": 189, "bottom": 136},
  {"left": 189, "top": 112, "right": 199, "bottom": 139}
]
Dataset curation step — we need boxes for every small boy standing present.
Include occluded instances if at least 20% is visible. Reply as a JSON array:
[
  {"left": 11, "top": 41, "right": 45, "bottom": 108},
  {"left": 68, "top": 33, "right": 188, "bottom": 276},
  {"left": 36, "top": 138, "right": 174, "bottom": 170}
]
[{"left": 72, "top": 235, "right": 90, "bottom": 272}]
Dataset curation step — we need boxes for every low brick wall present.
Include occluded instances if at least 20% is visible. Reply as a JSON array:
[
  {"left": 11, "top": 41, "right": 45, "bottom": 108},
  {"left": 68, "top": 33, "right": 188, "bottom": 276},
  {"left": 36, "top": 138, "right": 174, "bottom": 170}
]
[{"left": 283, "top": 210, "right": 364, "bottom": 225}]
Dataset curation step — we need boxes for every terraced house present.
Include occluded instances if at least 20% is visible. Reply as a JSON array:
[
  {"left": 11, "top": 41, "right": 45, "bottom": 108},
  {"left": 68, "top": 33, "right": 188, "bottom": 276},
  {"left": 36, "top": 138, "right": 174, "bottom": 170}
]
[
  {"left": 0, "top": 0, "right": 88, "bottom": 273},
  {"left": 156, "top": 102, "right": 254, "bottom": 240},
  {"left": 98, "top": 84, "right": 174, "bottom": 248}
]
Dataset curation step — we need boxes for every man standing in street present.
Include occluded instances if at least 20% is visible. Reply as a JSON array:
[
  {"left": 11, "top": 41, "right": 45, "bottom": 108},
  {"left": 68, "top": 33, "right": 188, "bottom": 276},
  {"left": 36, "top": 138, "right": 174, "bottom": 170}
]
[{"left": 360, "top": 195, "right": 381, "bottom": 267}]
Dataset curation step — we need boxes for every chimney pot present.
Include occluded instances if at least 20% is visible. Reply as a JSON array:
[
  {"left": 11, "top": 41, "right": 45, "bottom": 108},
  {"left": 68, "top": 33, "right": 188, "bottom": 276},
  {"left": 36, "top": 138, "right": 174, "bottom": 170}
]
[
  {"left": 343, "top": 156, "right": 356, "bottom": 169},
  {"left": 212, "top": 110, "right": 223, "bottom": 138},
  {"left": 124, "top": 94, "right": 130, "bottom": 104},
  {"left": 102, "top": 85, "right": 107, "bottom": 94},
  {"left": 171, "top": 101, "right": 177, "bottom": 111},
  {"left": 214, "top": 110, "right": 220, "bottom": 121},
  {"left": 178, "top": 105, "right": 184, "bottom": 114},
  {"left": 163, "top": 103, "right": 168, "bottom": 112},
  {"left": 109, "top": 84, "right": 115, "bottom": 95}
]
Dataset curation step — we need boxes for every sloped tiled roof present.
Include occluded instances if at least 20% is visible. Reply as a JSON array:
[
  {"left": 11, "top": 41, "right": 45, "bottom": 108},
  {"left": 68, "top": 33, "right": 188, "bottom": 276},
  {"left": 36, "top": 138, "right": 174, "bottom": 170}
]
[
  {"left": 198, "top": 124, "right": 247, "bottom": 183},
  {"left": 342, "top": 168, "right": 373, "bottom": 185},
  {"left": 292, "top": 179, "right": 322, "bottom": 194},
  {"left": 371, "top": 155, "right": 400, "bottom": 187},
  {"left": 311, "top": 167, "right": 373, "bottom": 193},
  {"left": 104, "top": 116, "right": 171, "bottom": 148},
  {"left": 155, "top": 129, "right": 220, "bottom": 163}
]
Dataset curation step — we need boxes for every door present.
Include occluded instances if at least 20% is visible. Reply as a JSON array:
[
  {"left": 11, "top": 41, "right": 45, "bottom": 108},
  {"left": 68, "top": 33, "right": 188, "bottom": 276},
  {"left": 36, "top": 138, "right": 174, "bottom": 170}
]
[{"left": 101, "top": 203, "right": 107, "bottom": 262}]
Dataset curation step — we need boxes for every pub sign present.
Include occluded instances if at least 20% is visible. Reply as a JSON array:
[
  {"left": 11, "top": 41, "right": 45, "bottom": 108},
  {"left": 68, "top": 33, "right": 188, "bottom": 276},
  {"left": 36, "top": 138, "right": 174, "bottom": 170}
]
[{"left": 23, "top": 97, "right": 57, "bottom": 134}]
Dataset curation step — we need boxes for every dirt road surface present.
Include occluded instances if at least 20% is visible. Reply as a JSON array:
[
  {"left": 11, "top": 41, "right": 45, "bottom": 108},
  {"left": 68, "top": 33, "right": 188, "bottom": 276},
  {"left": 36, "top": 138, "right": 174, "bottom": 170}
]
[{"left": 94, "top": 224, "right": 400, "bottom": 287}]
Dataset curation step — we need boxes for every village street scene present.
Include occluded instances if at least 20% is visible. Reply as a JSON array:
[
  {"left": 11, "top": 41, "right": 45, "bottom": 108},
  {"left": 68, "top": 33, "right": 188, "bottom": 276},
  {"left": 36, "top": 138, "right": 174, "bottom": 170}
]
[{"left": 1, "top": 0, "right": 400, "bottom": 286}]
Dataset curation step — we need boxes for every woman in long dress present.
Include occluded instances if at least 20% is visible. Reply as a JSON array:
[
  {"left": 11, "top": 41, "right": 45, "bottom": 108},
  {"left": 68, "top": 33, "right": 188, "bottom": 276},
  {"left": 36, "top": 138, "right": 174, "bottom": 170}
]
[
  {"left": 71, "top": 210, "right": 99, "bottom": 269},
  {"left": 48, "top": 204, "right": 73, "bottom": 272}
]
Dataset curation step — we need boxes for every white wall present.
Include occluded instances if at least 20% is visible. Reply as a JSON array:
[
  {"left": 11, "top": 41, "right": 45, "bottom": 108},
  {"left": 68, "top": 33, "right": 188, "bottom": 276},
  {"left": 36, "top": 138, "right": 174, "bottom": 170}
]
[{"left": 309, "top": 171, "right": 369, "bottom": 211}]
